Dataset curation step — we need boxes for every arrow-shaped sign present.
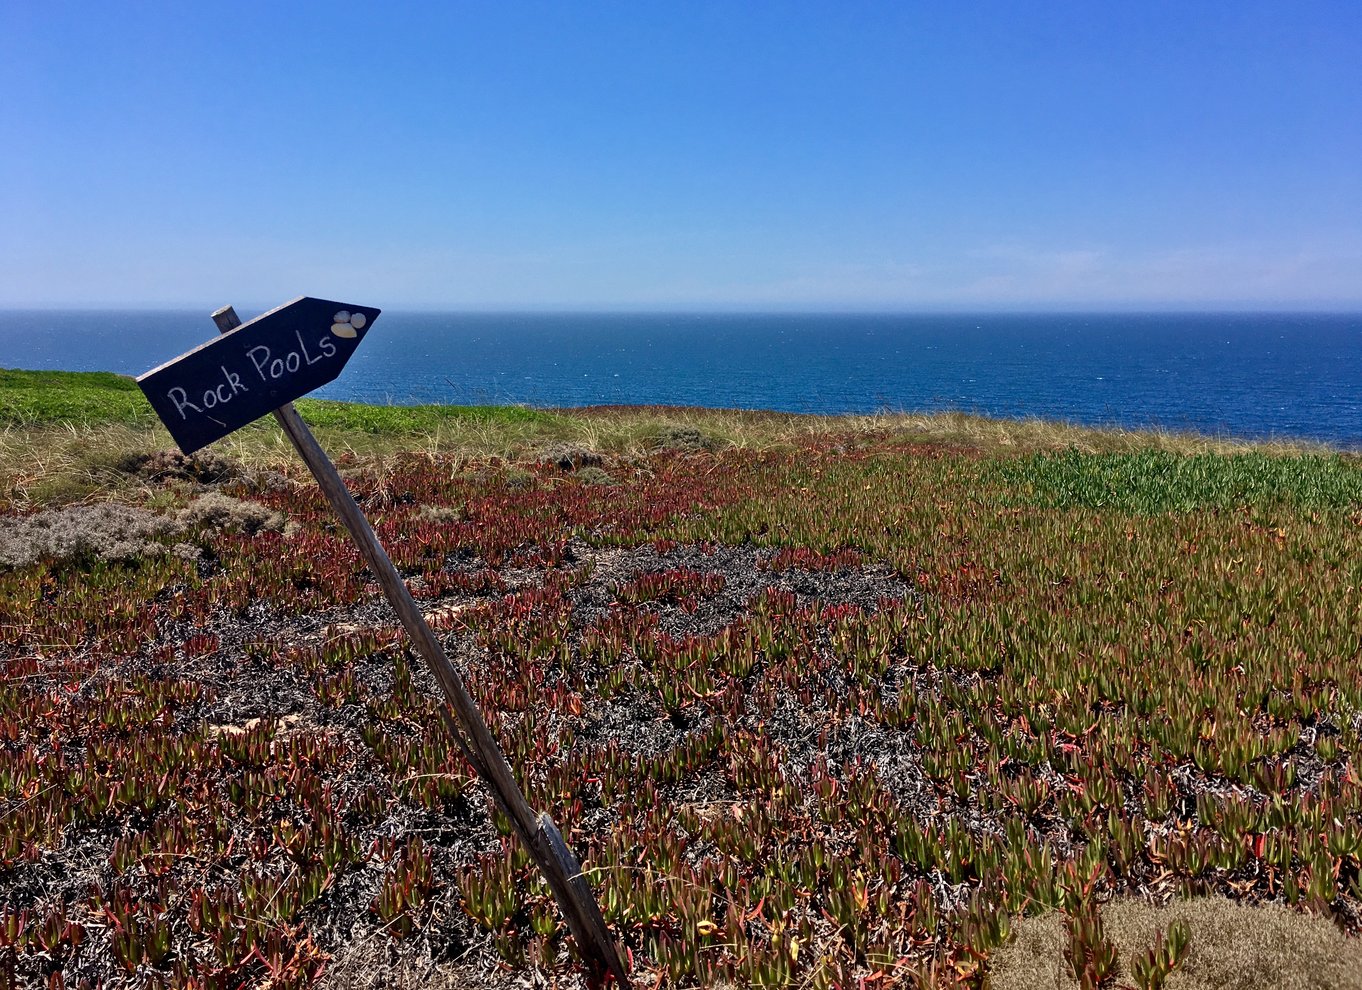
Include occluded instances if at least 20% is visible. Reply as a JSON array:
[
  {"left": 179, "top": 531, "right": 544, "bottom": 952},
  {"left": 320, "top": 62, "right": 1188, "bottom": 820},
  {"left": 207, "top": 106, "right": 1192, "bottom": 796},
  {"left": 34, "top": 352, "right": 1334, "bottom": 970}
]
[{"left": 137, "top": 296, "right": 380, "bottom": 454}]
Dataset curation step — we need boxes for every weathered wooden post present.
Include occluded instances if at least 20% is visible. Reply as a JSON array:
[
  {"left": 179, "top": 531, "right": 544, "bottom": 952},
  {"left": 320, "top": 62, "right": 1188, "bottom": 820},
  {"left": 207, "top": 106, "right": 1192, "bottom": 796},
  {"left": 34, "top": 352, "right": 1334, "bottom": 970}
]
[{"left": 138, "top": 298, "right": 629, "bottom": 987}]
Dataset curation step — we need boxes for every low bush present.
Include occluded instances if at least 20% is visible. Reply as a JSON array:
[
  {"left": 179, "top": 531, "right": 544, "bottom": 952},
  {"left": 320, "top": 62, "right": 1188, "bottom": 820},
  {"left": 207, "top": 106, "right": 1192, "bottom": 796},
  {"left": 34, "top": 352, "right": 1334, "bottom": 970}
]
[
  {"left": 536, "top": 443, "right": 605, "bottom": 471},
  {"left": 0, "top": 502, "right": 180, "bottom": 568},
  {"left": 654, "top": 424, "right": 720, "bottom": 453},
  {"left": 413, "top": 504, "right": 464, "bottom": 524},
  {"left": 118, "top": 449, "right": 242, "bottom": 484},
  {"left": 575, "top": 466, "right": 614, "bottom": 486},
  {"left": 177, "top": 493, "right": 285, "bottom": 535}
]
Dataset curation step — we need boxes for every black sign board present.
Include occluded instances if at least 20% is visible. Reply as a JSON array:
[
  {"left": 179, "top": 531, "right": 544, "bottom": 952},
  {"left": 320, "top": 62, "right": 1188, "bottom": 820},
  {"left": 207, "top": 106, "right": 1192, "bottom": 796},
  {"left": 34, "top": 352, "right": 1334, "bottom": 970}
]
[{"left": 138, "top": 296, "right": 380, "bottom": 454}]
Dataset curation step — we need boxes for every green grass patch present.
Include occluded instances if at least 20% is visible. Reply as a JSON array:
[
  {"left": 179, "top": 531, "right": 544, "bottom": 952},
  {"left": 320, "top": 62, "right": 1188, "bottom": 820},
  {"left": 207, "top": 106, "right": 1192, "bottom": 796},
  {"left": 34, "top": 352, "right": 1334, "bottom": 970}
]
[
  {"left": 0, "top": 368, "right": 562, "bottom": 435},
  {"left": 997, "top": 448, "right": 1362, "bottom": 512},
  {"left": 291, "top": 397, "right": 562, "bottom": 433},
  {"left": 0, "top": 368, "right": 158, "bottom": 426}
]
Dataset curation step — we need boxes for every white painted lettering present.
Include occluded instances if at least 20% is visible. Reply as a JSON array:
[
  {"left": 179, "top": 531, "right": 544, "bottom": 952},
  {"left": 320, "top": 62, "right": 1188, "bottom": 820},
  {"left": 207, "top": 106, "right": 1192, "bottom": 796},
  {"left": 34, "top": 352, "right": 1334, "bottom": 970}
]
[
  {"left": 270, "top": 358, "right": 285, "bottom": 378},
  {"left": 296, "top": 329, "right": 323, "bottom": 366},
  {"left": 318, "top": 336, "right": 337, "bottom": 358},
  {"left": 222, "top": 366, "right": 247, "bottom": 395},
  {"left": 285, "top": 351, "right": 300, "bottom": 373},
  {"left": 203, "top": 388, "right": 218, "bottom": 409},
  {"left": 247, "top": 346, "right": 272, "bottom": 382},
  {"left": 168, "top": 386, "right": 201, "bottom": 419}
]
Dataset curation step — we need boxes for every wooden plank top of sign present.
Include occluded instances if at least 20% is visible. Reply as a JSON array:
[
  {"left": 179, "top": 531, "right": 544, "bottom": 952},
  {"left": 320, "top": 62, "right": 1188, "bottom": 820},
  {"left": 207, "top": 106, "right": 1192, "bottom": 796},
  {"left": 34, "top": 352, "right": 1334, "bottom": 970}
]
[{"left": 137, "top": 296, "right": 380, "bottom": 454}]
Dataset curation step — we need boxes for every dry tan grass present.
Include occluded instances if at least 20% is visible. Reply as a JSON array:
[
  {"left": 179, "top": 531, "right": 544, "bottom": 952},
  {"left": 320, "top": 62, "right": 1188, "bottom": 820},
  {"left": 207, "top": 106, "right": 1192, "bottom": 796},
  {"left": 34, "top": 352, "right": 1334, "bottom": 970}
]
[
  {"left": 563, "top": 406, "right": 1329, "bottom": 457},
  {"left": 0, "top": 407, "right": 1334, "bottom": 510},
  {"left": 989, "top": 897, "right": 1362, "bottom": 990},
  {"left": 317, "top": 941, "right": 514, "bottom": 990},
  {"left": 858, "top": 410, "right": 1325, "bottom": 456}
]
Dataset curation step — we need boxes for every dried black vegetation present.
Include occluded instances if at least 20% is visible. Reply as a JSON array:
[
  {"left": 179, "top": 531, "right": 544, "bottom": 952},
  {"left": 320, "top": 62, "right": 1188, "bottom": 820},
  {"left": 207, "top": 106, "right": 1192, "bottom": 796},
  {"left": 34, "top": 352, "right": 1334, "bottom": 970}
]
[
  {"left": 118, "top": 450, "right": 242, "bottom": 485},
  {"left": 536, "top": 446, "right": 606, "bottom": 472}
]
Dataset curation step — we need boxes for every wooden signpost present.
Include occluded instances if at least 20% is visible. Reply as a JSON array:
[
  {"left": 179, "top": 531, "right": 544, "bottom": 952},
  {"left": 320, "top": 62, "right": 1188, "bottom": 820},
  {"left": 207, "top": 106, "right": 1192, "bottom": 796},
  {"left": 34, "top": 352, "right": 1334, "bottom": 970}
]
[
  {"left": 138, "top": 297, "right": 381, "bottom": 454},
  {"left": 139, "top": 300, "right": 630, "bottom": 988}
]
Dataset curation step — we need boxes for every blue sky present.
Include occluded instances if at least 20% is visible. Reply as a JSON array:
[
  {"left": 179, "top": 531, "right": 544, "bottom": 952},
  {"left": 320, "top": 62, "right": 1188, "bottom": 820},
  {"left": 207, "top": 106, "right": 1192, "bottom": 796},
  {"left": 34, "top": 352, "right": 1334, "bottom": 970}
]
[{"left": 3, "top": 2, "right": 1359, "bottom": 310}]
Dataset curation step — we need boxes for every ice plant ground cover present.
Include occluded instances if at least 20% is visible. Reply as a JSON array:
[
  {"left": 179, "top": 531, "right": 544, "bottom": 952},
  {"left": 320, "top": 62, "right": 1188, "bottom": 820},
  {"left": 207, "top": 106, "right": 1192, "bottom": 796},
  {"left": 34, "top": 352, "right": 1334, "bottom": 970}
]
[{"left": 3, "top": 373, "right": 1362, "bottom": 988}]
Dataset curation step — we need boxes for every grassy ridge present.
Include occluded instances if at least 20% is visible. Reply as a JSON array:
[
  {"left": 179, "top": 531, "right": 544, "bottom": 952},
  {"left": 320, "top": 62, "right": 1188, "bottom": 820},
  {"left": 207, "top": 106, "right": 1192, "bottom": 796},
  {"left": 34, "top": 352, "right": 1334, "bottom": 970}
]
[
  {"left": 0, "top": 369, "right": 580, "bottom": 504},
  {"left": 1, "top": 367, "right": 1354, "bottom": 512},
  {"left": 0, "top": 368, "right": 159, "bottom": 426},
  {"left": 295, "top": 397, "right": 559, "bottom": 432},
  {"left": 0, "top": 368, "right": 559, "bottom": 432},
  {"left": 0, "top": 367, "right": 1337, "bottom": 453}
]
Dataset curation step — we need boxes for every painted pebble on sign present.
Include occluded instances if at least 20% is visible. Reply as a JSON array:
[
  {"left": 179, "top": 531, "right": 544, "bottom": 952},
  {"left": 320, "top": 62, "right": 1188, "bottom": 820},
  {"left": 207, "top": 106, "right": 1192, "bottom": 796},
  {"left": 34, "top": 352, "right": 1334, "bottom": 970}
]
[{"left": 332, "top": 310, "right": 365, "bottom": 338}]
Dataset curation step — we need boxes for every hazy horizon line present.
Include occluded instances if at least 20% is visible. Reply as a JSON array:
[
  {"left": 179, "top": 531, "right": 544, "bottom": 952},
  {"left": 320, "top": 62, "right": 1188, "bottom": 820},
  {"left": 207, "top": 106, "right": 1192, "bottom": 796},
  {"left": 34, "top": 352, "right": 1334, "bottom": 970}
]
[{"left": 3, "top": 302, "right": 1361, "bottom": 316}]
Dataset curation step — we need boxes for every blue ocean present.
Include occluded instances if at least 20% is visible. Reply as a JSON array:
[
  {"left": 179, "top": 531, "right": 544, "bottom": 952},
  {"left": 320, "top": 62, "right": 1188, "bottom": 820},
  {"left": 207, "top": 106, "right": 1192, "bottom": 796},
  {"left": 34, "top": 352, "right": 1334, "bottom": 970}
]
[{"left": 3, "top": 310, "right": 1361, "bottom": 447}]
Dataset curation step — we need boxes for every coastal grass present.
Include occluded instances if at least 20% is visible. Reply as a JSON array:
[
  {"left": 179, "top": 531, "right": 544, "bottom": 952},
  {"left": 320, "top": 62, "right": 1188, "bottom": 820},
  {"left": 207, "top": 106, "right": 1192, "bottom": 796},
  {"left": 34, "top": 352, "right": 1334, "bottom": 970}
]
[
  {"left": 996, "top": 447, "right": 1362, "bottom": 513},
  {"left": 0, "top": 368, "right": 160, "bottom": 427},
  {"left": 990, "top": 897, "right": 1362, "bottom": 990},
  {"left": 0, "top": 368, "right": 1337, "bottom": 510},
  {"left": 0, "top": 368, "right": 558, "bottom": 432}
]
